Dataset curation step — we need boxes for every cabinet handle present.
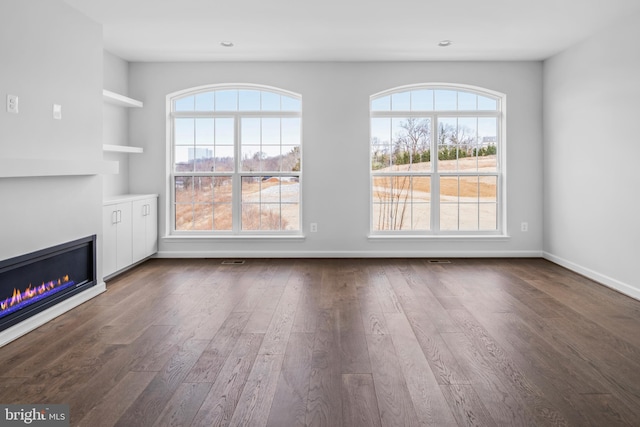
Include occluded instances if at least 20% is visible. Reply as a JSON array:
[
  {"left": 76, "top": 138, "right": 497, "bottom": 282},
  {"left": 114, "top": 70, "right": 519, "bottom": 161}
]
[
  {"left": 112, "top": 210, "right": 117, "bottom": 224},
  {"left": 117, "top": 210, "right": 122, "bottom": 223}
]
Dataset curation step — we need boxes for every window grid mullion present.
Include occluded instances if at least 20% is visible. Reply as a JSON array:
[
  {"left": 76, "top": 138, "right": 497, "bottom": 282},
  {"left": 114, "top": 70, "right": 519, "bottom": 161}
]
[
  {"left": 171, "top": 86, "right": 302, "bottom": 236},
  {"left": 371, "top": 87, "right": 502, "bottom": 234},
  {"left": 234, "top": 116, "right": 241, "bottom": 233}
]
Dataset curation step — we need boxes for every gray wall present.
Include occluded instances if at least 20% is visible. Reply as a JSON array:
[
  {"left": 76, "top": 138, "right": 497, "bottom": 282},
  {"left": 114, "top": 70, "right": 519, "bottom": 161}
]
[
  {"left": 543, "top": 13, "right": 640, "bottom": 299},
  {"left": 103, "top": 50, "right": 131, "bottom": 197},
  {"left": 128, "top": 61, "right": 543, "bottom": 257},
  {"left": 0, "top": 0, "right": 104, "bottom": 279}
]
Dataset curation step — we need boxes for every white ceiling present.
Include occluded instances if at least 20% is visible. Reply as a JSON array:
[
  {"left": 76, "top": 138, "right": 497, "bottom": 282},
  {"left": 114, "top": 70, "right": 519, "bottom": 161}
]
[{"left": 64, "top": 0, "right": 640, "bottom": 62}]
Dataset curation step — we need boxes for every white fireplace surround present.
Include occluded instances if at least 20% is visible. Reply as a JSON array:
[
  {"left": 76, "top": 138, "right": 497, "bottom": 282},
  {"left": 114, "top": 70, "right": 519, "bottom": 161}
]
[{"left": 0, "top": 160, "right": 116, "bottom": 346}]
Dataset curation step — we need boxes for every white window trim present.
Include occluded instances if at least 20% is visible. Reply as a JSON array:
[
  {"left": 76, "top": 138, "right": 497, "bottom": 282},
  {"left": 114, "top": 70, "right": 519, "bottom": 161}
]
[
  {"left": 369, "top": 83, "right": 507, "bottom": 236},
  {"left": 166, "top": 84, "right": 303, "bottom": 237}
]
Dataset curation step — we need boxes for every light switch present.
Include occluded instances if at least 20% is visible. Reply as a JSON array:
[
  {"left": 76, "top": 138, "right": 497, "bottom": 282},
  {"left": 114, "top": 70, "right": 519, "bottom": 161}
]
[{"left": 53, "top": 104, "right": 62, "bottom": 120}]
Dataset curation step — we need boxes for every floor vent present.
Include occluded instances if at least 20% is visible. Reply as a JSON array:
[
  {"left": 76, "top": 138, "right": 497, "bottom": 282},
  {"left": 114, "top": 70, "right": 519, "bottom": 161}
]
[
  {"left": 221, "top": 260, "right": 246, "bottom": 265},
  {"left": 428, "top": 259, "right": 451, "bottom": 264}
]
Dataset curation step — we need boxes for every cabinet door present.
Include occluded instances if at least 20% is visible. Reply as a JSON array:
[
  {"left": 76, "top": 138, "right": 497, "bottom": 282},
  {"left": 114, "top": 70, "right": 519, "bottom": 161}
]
[
  {"left": 132, "top": 197, "right": 158, "bottom": 263},
  {"left": 132, "top": 199, "right": 147, "bottom": 263},
  {"left": 102, "top": 205, "right": 119, "bottom": 277},
  {"left": 145, "top": 197, "right": 158, "bottom": 256},
  {"left": 116, "top": 202, "right": 133, "bottom": 270}
]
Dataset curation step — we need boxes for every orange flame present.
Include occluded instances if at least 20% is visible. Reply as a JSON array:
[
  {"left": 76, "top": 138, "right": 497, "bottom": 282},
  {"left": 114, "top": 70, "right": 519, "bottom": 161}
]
[{"left": 0, "top": 275, "right": 71, "bottom": 314}]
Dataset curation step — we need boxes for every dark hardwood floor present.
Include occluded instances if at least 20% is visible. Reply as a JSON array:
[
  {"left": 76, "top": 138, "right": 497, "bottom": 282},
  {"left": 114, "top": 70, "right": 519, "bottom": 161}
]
[{"left": 1, "top": 258, "right": 640, "bottom": 426}]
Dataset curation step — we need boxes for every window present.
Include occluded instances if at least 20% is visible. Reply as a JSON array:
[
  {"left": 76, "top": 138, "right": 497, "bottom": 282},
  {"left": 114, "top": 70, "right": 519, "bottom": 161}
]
[
  {"left": 370, "top": 85, "right": 503, "bottom": 234},
  {"left": 169, "top": 85, "right": 302, "bottom": 234}
]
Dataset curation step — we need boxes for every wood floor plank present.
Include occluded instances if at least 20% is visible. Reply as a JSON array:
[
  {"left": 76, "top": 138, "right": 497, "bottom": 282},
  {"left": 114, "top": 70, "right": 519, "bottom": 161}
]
[
  {"left": 356, "top": 274, "right": 389, "bottom": 335},
  {"left": 367, "top": 263, "right": 404, "bottom": 314},
  {"left": 151, "top": 382, "right": 213, "bottom": 427},
  {"left": 366, "top": 334, "right": 420, "bottom": 427},
  {"left": 5, "top": 299, "right": 140, "bottom": 378},
  {"left": 185, "top": 311, "right": 252, "bottom": 383},
  {"left": 169, "top": 270, "right": 256, "bottom": 341},
  {"left": 0, "top": 377, "right": 28, "bottom": 403},
  {"left": 341, "top": 374, "right": 382, "bottom": 427},
  {"left": 128, "top": 327, "right": 186, "bottom": 373},
  {"left": 306, "top": 309, "right": 343, "bottom": 427},
  {"left": 459, "top": 288, "right": 605, "bottom": 395},
  {"left": 242, "top": 264, "right": 291, "bottom": 333},
  {"left": 337, "top": 299, "right": 371, "bottom": 374},
  {"left": 460, "top": 291, "right": 640, "bottom": 425},
  {"left": 440, "top": 383, "right": 497, "bottom": 427},
  {"left": 77, "top": 370, "right": 157, "bottom": 427},
  {"left": 525, "top": 274, "right": 640, "bottom": 347},
  {"left": 18, "top": 339, "right": 123, "bottom": 402},
  {"left": 385, "top": 312, "right": 459, "bottom": 427},
  {"left": 266, "top": 332, "right": 314, "bottom": 427},
  {"left": 114, "top": 338, "right": 209, "bottom": 426},
  {"left": 259, "top": 270, "right": 302, "bottom": 355},
  {"left": 226, "top": 353, "right": 285, "bottom": 427},
  {"left": 230, "top": 262, "right": 278, "bottom": 313},
  {"left": 190, "top": 333, "right": 263, "bottom": 427},
  {"left": 406, "top": 310, "right": 471, "bottom": 386},
  {"left": 525, "top": 278, "right": 640, "bottom": 364},
  {"left": 290, "top": 262, "right": 322, "bottom": 333},
  {"left": 64, "top": 324, "right": 175, "bottom": 424},
  {"left": 306, "top": 366, "right": 343, "bottom": 427},
  {"left": 447, "top": 307, "right": 582, "bottom": 426},
  {"left": 389, "top": 261, "right": 460, "bottom": 333},
  {"left": 318, "top": 261, "right": 338, "bottom": 310},
  {"left": 467, "top": 281, "right": 640, "bottom": 421},
  {"left": 578, "top": 393, "right": 640, "bottom": 427},
  {"left": 440, "top": 331, "right": 536, "bottom": 426}
]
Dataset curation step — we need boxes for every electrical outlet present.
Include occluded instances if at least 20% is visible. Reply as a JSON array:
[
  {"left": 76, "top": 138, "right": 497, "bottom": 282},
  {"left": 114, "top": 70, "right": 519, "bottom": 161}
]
[
  {"left": 310, "top": 223, "right": 318, "bottom": 233},
  {"left": 521, "top": 222, "right": 528, "bottom": 232},
  {"left": 7, "top": 94, "right": 18, "bottom": 114}
]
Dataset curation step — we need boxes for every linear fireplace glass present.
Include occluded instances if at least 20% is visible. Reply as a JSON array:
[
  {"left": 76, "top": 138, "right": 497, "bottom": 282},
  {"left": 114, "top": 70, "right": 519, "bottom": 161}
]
[{"left": 0, "top": 235, "right": 96, "bottom": 332}]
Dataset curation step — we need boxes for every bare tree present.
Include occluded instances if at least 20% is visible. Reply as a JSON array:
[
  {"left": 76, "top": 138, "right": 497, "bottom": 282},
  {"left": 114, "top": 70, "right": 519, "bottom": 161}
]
[
  {"left": 375, "top": 118, "right": 431, "bottom": 230},
  {"left": 394, "top": 117, "right": 431, "bottom": 167},
  {"left": 438, "top": 122, "right": 477, "bottom": 158}
]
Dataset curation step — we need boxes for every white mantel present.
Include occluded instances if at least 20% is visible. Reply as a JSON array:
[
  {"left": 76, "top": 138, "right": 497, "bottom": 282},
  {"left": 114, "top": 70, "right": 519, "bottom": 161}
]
[{"left": 0, "top": 158, "right": 118, "bottom": 178}]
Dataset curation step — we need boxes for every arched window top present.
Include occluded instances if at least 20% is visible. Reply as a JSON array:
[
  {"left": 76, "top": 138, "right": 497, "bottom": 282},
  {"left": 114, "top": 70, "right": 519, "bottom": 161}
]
[
  {"left": 172, "top": 85, "right": 301, "bottom": 113},
  {"left": 371, "top": 84, "right": 500, "bottom": 113}
]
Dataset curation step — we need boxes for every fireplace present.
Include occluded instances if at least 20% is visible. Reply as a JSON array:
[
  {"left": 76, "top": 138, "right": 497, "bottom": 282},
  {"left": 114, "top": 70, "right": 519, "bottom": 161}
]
[{"left": 0, "top": 235, "right": 96, "bottom": 332}]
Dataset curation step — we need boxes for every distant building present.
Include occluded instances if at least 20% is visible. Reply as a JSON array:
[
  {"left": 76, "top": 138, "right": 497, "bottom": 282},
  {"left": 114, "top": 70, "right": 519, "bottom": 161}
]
[{"left": 189, "top": 147, "right": 213, "bottom": 161}]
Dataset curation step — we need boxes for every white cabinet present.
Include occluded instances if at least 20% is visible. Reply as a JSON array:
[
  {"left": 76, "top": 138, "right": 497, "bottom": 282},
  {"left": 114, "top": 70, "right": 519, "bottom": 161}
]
[
  {"left": 103, "top": 202, "right": 133, "bottom": 277},
  {"left": 132, "top": 197, "right": 158, "bottom": 263},
  {"left": 103, "top": 194, "right": 157, "bottom": 278}
]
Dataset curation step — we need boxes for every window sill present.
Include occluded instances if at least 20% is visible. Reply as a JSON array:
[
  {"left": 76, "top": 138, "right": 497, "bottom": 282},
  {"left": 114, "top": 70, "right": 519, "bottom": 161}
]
[
  {"left": 163, "top": 234, "right": 306, "bottom": 243},
  {"left": 368, "top": 234, "right": 510, "bottom": 241}
]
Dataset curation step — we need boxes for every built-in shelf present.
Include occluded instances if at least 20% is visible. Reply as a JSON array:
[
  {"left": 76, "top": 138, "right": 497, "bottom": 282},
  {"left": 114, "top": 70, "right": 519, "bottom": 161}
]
[
  {"left": 0, "top": 158, "right": 118, "bottom": 178},
  {"left": 103, "top": 90, "right": 143, "bottom": 108},
  {"left": 103, "top": 144, "right": 144, "bottom": 154}
]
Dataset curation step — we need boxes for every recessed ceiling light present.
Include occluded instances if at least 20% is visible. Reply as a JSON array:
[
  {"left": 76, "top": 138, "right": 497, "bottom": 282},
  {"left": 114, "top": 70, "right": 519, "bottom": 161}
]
[
  {"left": 438, "top": 40, "right": 452, "bottom": 47},
  {"left": 220, "top": 41, "right": 234, "bottom": 48}
]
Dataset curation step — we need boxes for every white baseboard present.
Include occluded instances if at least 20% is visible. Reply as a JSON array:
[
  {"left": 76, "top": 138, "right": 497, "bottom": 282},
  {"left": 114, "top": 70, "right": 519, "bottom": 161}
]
[
  {"left": 156, "top": 250, "right": 543, "bottom": 258},
  {"left": 0, "top": 282, "right": 107, "bottom": 347},
  {"left": 543, "top": 252, "right": 639, "bottom": 301}
]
